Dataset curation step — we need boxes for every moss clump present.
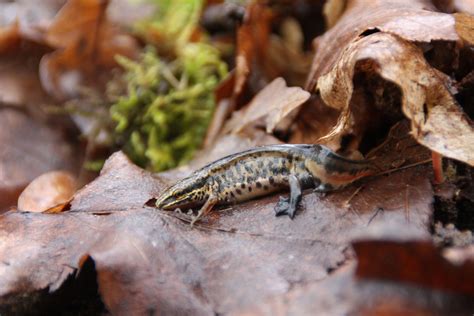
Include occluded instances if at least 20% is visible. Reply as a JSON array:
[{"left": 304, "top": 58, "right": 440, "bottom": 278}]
[
  {"left": 110, "top": 44, "right": 227, "bottom": 171},
  {"left": 108, "top": 0, "right": 228, "bottom": 171}
]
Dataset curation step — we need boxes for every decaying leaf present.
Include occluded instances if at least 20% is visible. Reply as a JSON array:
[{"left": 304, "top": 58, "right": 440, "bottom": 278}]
[
  {"left": 40, "top": 0, "right": 139, "bottom": 99},
  {"left": 0, "top": 130, "right": 434, "bottom": 314},
  {"left": 225, "top": 77, "right": 310, "bottom": 134},
  {"left": 291, "top": 0, "right": 474, "bottom": 164},
  {"left": 1, "top": 0, "right": 473, "bottom": 314},
  {"left": 316, "top": 32, "right": 474, "bottom": 164},
  {"left": 0, "top": 107, "right": 81, "bottom": 212},
  {"left": 354, "top": 239, "right": 474, "bottom": 296},
  {"left": 17, "top": 170, "right": 76, "bottom": 213},
  {"left": 234, "top": 2, "right": 272, "bottom": 100},
  {"left": 306, "top": 0, "right": 459, "bottom": 91},
  {"left": 234, "top": 225, "right": 474, "bottom": 316}
]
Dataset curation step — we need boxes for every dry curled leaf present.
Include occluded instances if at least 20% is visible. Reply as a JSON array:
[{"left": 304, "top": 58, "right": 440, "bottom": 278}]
[
  {"left": 316, "top": 32, "right": 474, "bottom": 164},
  {"left": 226, "top": 77, "right": 310, "bottom": 134},
  {"left": 292, "top": 0, "right": 474, "bottom": 160},
  {"left": 17, "top": 170, "right": 77, "bottom": 213},
  {"left": 306, "top": 0, "right": 459, "bottom": 91}
]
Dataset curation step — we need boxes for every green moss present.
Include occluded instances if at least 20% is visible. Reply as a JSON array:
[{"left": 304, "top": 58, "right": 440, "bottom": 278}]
[
  {"left": 110, "top": 44, "right": 227, "bottom": 171},
  {"left": 107, "top": 0, "right": 228, "bottom": 171}
]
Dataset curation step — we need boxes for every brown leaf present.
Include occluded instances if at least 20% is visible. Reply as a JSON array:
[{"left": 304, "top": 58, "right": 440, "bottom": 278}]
[
  {"left": 235, "top": 227, "right": 474, "bottom": 315},
  {"left": 0, "top": 134, "right": 435, "bottom": 314},
  {"left": 354, "top": 240, "right": 474, "bottom": 296},
  {"left": 234, "top": 259, "right": 474, "bottom": 316},
  {"left": 292, "top": 0, "right": 474, "bottom": 157},
  {"left": 17, "top": 171, "right": 77, "bottom": 213},
  {"left": 305, "top": 0, "right": 459, "bottom": 91},
  {"left": 40, "top": 0, "right": 139, "bottom": 99},
  {"left": 234, "top": 2, "right": 272, "bottom": 100},
  {"left": 315, "top": 32, "right": 474, "bottom": 164},
  {"left": 225, "top": 77, "right": 310, "bottom": 134},
  {"left": 0, "top": 107, "right": 81, "bottom": 212}
]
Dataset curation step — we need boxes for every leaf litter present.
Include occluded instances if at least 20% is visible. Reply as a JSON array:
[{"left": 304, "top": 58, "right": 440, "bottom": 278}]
[{"left": 1, "top": 0, "right": 474, "bottom": 315}]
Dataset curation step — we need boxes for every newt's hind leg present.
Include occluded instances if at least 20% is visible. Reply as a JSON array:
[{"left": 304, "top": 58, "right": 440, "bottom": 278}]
[
  {"left": 190, "top": 196, "right": 218, "bottom": 226},
  {"left": 274, "top": 175, "right": 302, "bottom": 219}
]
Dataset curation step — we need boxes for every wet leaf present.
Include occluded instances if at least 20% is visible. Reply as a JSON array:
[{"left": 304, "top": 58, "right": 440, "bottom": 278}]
[{"left": 17, "top": 171, "right": 77, "bottom": 213}]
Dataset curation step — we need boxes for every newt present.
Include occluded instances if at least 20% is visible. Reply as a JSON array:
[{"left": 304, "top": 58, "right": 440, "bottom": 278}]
[{"left": 155, "top": 144, "right": 374, "bottom": 225}]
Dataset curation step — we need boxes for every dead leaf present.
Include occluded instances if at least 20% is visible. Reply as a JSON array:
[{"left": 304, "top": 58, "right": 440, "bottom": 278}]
[
  {"left": 305, "top": 0, "right": 459, "bottom": 91},
  {"left": 291, "top": 0, "right": 473, "bottom": 156},
  {"left": 290, "top": 95, "right": 341, "bottom": 145},
  {"left": 17, "top": 170, "right": 77, "bottom": 213},
  {"left": 266, "top": 18, "right": 313, "bottom": 87},
  {"left": 315, "top": 32, "right": 474, "bottom": 165},
  {"left": 0, "top": 131, "right": 435, "bottom": 314},
  {"left": 234, "top": 260, "right": 474, "bottom": 315},
  {"left": 234, "top": 2, "right": 272, "bottom": 100},
  {"left": 203, "top": 71, "right": 236, "bottom": 148},
  {"left": 323, "top": 0, "right": 346, "bottom": 29},
  {"left": 0, "top": 0, "right": 65, "bottom": 44},
  {"left": 225, "top": 77, "right": 310, "bottom": 134},
  {"left": 235, "top": 226, "right": 474, "bottom": 315},
  {"left": 354, "top": 239, "right": 474, "bottom": 296},
  {"left": 39, "top": 0, "right": 139, "bottom": 99},
  {"left": 0, "top": 107, "right": 81, "bottom": 212}
]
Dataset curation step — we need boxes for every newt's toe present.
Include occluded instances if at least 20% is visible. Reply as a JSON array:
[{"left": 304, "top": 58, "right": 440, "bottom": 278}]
[{"left": 274, "top": 196, "right": 296, "bottom": 218}]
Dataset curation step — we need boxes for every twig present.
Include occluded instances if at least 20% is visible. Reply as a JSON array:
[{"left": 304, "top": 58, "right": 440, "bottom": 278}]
[
  {"left": 405, "top": 185, "right": 410, "bottom": 222},
  {"left": 367, "top": 207, "right": 384, "bottom": 226},
  {"left": 343, "top": 185, "right": 364, "bottom": 208},
  {"left": 371, "top": 158, "right": 432, "bottom": 177},
  {"left": 432, "top": 152, "right": 444, "bottom": 184}
]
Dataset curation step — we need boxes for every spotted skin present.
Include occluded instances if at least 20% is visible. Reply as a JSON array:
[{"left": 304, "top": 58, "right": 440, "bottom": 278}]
[{"left": 155, "top": 144, "right": 373, "bottom": 224}]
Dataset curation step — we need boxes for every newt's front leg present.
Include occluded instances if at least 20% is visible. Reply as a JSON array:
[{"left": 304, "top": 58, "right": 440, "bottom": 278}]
[
  {"left": 274, "top": 174, "right": 302, "bottom": 219},
  {"left": 190, "top": 195, "right": 218, "bottom": 226}
]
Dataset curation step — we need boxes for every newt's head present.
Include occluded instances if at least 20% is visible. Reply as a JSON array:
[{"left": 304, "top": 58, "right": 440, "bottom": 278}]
[{"left": 156, "top": 174, "right": 209, "bottom": 210}]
